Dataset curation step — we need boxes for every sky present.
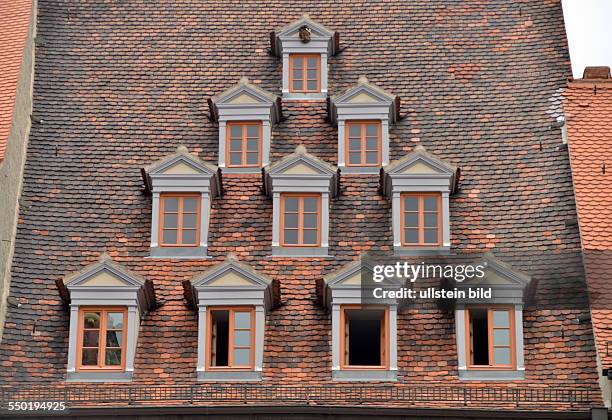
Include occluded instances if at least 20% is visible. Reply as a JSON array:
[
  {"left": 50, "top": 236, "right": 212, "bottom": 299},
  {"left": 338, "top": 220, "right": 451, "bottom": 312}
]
[{"left": 562, "top": 0, "right": 612, "bottom": 78}]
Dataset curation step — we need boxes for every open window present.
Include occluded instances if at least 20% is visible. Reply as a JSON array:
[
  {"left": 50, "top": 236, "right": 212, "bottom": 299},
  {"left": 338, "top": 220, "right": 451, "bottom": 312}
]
[
  {"left": 207, "top": 307, "right": 254, "bottom": 370},
  {"left": 467, "top": 307, "right": 515, "bottom": 369},
  {"left": 341, "top": 306, "right": 388, "bottom": 369}
]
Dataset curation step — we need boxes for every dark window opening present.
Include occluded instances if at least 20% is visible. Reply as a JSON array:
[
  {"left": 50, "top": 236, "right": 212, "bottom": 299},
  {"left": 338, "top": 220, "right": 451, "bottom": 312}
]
[
  {"left": 211, "top": 310, "right": 229, "bottom": 367},
  {"left": 470, "top": 308, "right": 489, "bottom": 365},
  {"left": 344, "top": 309, "right": 385, "bottom": 367}
]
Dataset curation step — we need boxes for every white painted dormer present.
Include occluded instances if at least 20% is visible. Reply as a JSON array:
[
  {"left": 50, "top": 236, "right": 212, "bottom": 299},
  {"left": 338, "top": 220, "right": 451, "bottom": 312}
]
[
  {"left": 271, "top": 14, "right": 339, "bottom": 100},
  {"left": 330, "top": 76, "right": 399, "bottom": 173}
]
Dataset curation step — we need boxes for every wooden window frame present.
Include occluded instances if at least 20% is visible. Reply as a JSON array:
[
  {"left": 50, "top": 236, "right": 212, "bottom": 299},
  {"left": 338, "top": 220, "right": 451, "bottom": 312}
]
[
  {"left": 76, "top": 307, "right": 127, "bottom": 372},
  {"left": 205, "top": 306, "right": 255, "bottom": 371},
  {"left": 159, "top": 193, "right": 201, "bottom": 248},
  {"left": 465, "top": 306, "right": 516, "bottom": 370},
  {"left": 345, "top": 120, "right": 382, "bottom": 167},
  {"left": 280, "top": 193, "right": 322, "bottom": 247},
  {"left": 289, "top": 53, "right": 321, "bottom": 93},
  {"left": 339, "top": 305, "right": 389, "bottom": 370},
  {"left": 400, "top": 192, "right": 442, "bottom": 247},
  {"left": 226, "top": 121, "right": 263, "bottom": 168}
]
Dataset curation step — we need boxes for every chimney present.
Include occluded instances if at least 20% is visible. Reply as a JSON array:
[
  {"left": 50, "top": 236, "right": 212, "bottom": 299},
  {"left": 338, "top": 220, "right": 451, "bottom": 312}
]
[{"left": 582, "top": 66, "right": 611, "bottom": 80}]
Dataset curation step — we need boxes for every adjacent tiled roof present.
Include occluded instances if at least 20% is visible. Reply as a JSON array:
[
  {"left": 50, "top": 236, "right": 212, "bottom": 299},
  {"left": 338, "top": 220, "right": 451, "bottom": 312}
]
[
  {"left": 0, "top": 0, "right": 603, "bottom": 411},
  {"left": 564, "top": 76, "right": 612, "bottom": 368},
  {"left": 0, "top": 0, "right": 32, "bottom": 162}
]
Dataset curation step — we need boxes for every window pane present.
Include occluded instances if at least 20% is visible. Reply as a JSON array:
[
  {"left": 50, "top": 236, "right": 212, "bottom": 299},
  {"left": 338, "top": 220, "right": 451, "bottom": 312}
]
[
  {"left": 106, "top": 313, "right": 124, "bottom": 329},
  {"left": 307, "top": 68, "right": 317, "bottom": 80},
  {"left": 83, "top": 312, "right": 100, "bottom": 329},
  {"left": 306, "top": 56, "right": 318, "bottom": 69},
  {"left": 424, "top": 212, "right": 438, "bottom": 228},
  {"left": 349, "top": 152, "right": 362, "bottom": 165},
  {"left": 404, "top": 197, "right": 418, "bottom": 212},
  {"left": 246, "top": 138, "right": 258, "bottom": 152},
  {"left": 183, "top": 213, "right": 197, "bottom": 229},
  {"left": 303, "top": 213, "right": 318, "bottom": 229},
  {"left": 230, "top": 139, "right": 242, "bottom": 152},
  {"left": 246, "top": 124, "right": 259, "bottom": 138},
  {"left": 246, "top": 152, "right": 259, "bottom": 165},
  {"left": 404, "top": 228, "right": 418, "bottom": 244},
  {"left": 211, "top": 310, "right": 229, "bottom": 367},
  {"left": 234, "top": 311, "right": 251, "bottom": 329},
  {"left": 307, "top": 79, "right": 317, "bottom": 91},
  {"left": 163, "top": 213, "right": 178, "bottom": 229},
  {"left": 365, "top": 151, "right": 378, "bottom": 164},
  {"left": 404, "top": 213, "right": 418, "bottom": 227},
  {"left": 106, "top": 331, "right": 123, "bottom": 348},
  {"left": 229, "top": 152, "right": 242, "bottom": 166},
  {"left": 365, "top": 123, "right": 378, "bottom": 137},
  {"left": 493, "top": 311, "right": 510, "bottom": 328},
  {"left": 493, "top": 329, "right": 510, "bottom": 346},
  {"left": 183, "top": 197, "right": 198, "bottom": 213},
  {"left": 163, "top": 229, "right": 177, "bottom": 244},
  {"left": 81, "top": 348, "right": 98, "bottom": 366},
  {"left": 284, "top": 197, "right": 299, "bottom": 212},
  {"left": 83, "top": 330, "right": 99, "bottom": 347},
  {"left": 348, "top": 124, "right": 361, "bottom": 138},
  {"left": 365, "top": 136, "right": 378, "bottom": 150},
  {"left": 284, "top": 229, "right": 298, "bottom": 244},
  {"left": 293, "top": 69, "right": 303, "bottom": 82},
  {"left": 182, "top": 229, "right": 197, "bottom": 245},
  {"left": 423, "top": 197, "right": 438, "bottom": 211},
  {"left": 493, "top": 347, "right": 511, "bottom": 365},
  {"left": 284, "top": 213, "right": 298, "bottom": 229},
  {"left": 349, "top": 137, "right": 361, "bottom": 151},
  {"left": 229, "top": 125, "right": 242, "bottom": 139},
  {"left": 293, "top": 57, "right": 303, "bottom": 69},
  {"left": 163, "top": 197, "right": 178, "bottom": 212},
  {"left": 292, "top": 79, "right": 303, "bottom": 91},
  {"left": 234, "top": 330, "right": 250, "bottom": 347},
  {"left": 424, "top": 229, "right": 438, "bottom": 244},
  {"left": 303, "top": 229, "right": 318, "bottom": 245},
  {"left": 105, "top": 348, "right": 122, "bottom": 366},
  {"left": 303, "top": 197, "right": 318, "bottom": 212},
  {"left": 233, "top": 348, "right": 250, "bottom": 366}
]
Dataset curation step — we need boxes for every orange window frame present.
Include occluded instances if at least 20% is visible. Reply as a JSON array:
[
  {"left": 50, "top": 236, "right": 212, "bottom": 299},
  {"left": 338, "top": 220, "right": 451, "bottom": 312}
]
[
  {"left": 280, "top": 193, "right": 322, "bottom": 247},
  {"left": 226, "top": 121, "right": 262, "bottom": 168},
  {"left": 400, "top": 192, "right": 442, "bottom": 246},
  {"left": 339, "top": 305, "right": 389, "bottom": 370},
  {"left": 345, "top": 120, "right": 382, "bottom": 166},
  {"left": 76, "top": 307, "right": 127, "bottom": 372},
  {"left": 159, "top": 193, "right": 201, "bottom": 247},
  {"left": 205, "top": 306, "right": 255, "bottom": 370},
  {"left": 465, "top": 306, "right": 516, "bottom": 370},
  {"left": 289, "top": 53, "right": 321, "bottom": 93}
]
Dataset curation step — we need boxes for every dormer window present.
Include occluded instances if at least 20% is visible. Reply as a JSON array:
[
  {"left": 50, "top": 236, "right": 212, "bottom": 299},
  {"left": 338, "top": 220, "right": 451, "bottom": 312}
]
[
  {"left": 265, "top": 145, "right": 337, "bottom": 257},
  {"left": 143, "top": 146, "right": 219, "bottom": 258},
  {"left": 272, "top": 14, "right": 338, "bottom": 100},
  {"left": 382, "top": 145, "right": 457, "bottom": 255},
  {"left": 210, "top": 78, "right": 281, "bottom": 173},
  {"left": 330, "top": 77, "right": 399, "bottom": 173}
]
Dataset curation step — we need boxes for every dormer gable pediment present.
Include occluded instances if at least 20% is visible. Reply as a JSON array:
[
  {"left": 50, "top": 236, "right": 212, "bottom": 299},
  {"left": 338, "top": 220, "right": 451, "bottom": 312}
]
[
  {"left": 146, "top": 146, "right": 217, "bottom": 177},
  {"left": 64, "top": 254, "right": 144, "bottom": 289},
  {"left": 191, "top": 258, "right": 272, "bottom": 290},
  {"left": 268, "top": 145, "right": 337, "bottom": 177},
  {"left": 273, "top": 14, "right": 338, "bottom": 56},
  {"left": 330, "top": 76, "right": 399, "bottom": 124}
]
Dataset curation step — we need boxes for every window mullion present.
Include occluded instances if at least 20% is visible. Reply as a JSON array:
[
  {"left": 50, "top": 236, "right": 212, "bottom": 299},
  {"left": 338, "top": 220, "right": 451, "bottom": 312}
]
[
  {"left": 298, "top": 197, "right": 304, "bottom": 245},
  {"left": 99, "top": 310, "right": 105, "bottom": 368},
  {"left": 418, "top": 196, "right": 424, "bottom": 245},
  {"left": 361, "top": 123, "right": 366, "bottom": 165},
  {"left": 177, "top": 197, "right": 184, "bottom": 245},
  {"left": 242, "top": 125, "right": 247, "bottom": 166}
]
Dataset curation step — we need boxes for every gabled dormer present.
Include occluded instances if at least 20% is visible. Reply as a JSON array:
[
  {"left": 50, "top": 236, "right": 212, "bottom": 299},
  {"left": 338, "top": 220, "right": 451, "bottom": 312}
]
[
  {"left": 330, "top": 76, "right": 400, "bottom": 172},
  {"left": 382, "top": 145, "right": 458, "bottom": 255},
  {"left": 271, "top": 14, "right": 339, "bottom": 100},
  {"left": 210, "top": 77, "right": 281, "bottom": 172},
  {"left": 265, "top": 145, "right": 337, "bottom": 256},
  {"left": 143, "top": 146, "right": 219, "bottom": 258}
]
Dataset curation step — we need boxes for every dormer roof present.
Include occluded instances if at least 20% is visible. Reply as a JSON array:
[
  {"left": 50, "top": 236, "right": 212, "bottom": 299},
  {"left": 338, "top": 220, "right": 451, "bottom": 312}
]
[
  {"left": 209, "top": 77, "right": 281, "bottom": 123},
  {"left": 330, "top": 76, "right": 400, "bottom": 123},
  {"left": 271, "top": 14, "right": 339, "bottom": 56}
]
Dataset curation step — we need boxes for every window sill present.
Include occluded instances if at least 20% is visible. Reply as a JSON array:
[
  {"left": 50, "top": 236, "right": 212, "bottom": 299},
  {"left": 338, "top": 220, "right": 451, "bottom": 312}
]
[
  {"left": 221, "top": 167, "right": 262, "bottom": 174},
  {"left": 197, "top": 370, "right": 262, "bottom": 382},
  {"left": 282, "top": 92, "right": 327, "bottom": 101},
  {"left": 394, "top": 245, "right": 451, "bottom": 256},
  {"left": 272, "top": 246, "right": 329, "bottom": 257},
  {"left": 332, "top": 369, "right": 397, "bottom": 382},
  {"left": 339, "top": 165, "right": 381, "bottom": 174},
  {"left": 66, "top": 371, "right": 132, "bottom": 382},
  {"left": 149, "top": 246, "right": 209, "bottom": 259},
  {"left": 458, "top": 369, "right": 524, "bottom": 381}
]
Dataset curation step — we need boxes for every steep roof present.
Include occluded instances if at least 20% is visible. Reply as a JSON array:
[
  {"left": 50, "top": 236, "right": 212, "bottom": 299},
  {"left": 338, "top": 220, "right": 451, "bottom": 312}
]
[
  {"left": 0, "top": 0, "right": 33, "bottom": 161},
  {"left": 564, "top": 72, "right": 612, "bottom": 369}
]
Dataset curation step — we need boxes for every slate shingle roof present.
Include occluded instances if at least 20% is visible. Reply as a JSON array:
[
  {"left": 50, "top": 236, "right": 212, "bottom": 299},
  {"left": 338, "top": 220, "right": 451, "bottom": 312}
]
[
  {"left": 0, "top": 0, "right": 32, "bottom": 161},
  {"left": 565, "top": 76, "right": 612, "bottom": 369},
  {"left": 0, "top": 0, "right": 604, "bottom": 411}
]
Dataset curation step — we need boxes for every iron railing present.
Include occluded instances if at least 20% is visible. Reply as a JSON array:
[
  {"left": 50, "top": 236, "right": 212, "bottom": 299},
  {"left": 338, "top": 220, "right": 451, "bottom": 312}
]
[{"left": 0, "top": 385, "right": 599, "bottom": 409}]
